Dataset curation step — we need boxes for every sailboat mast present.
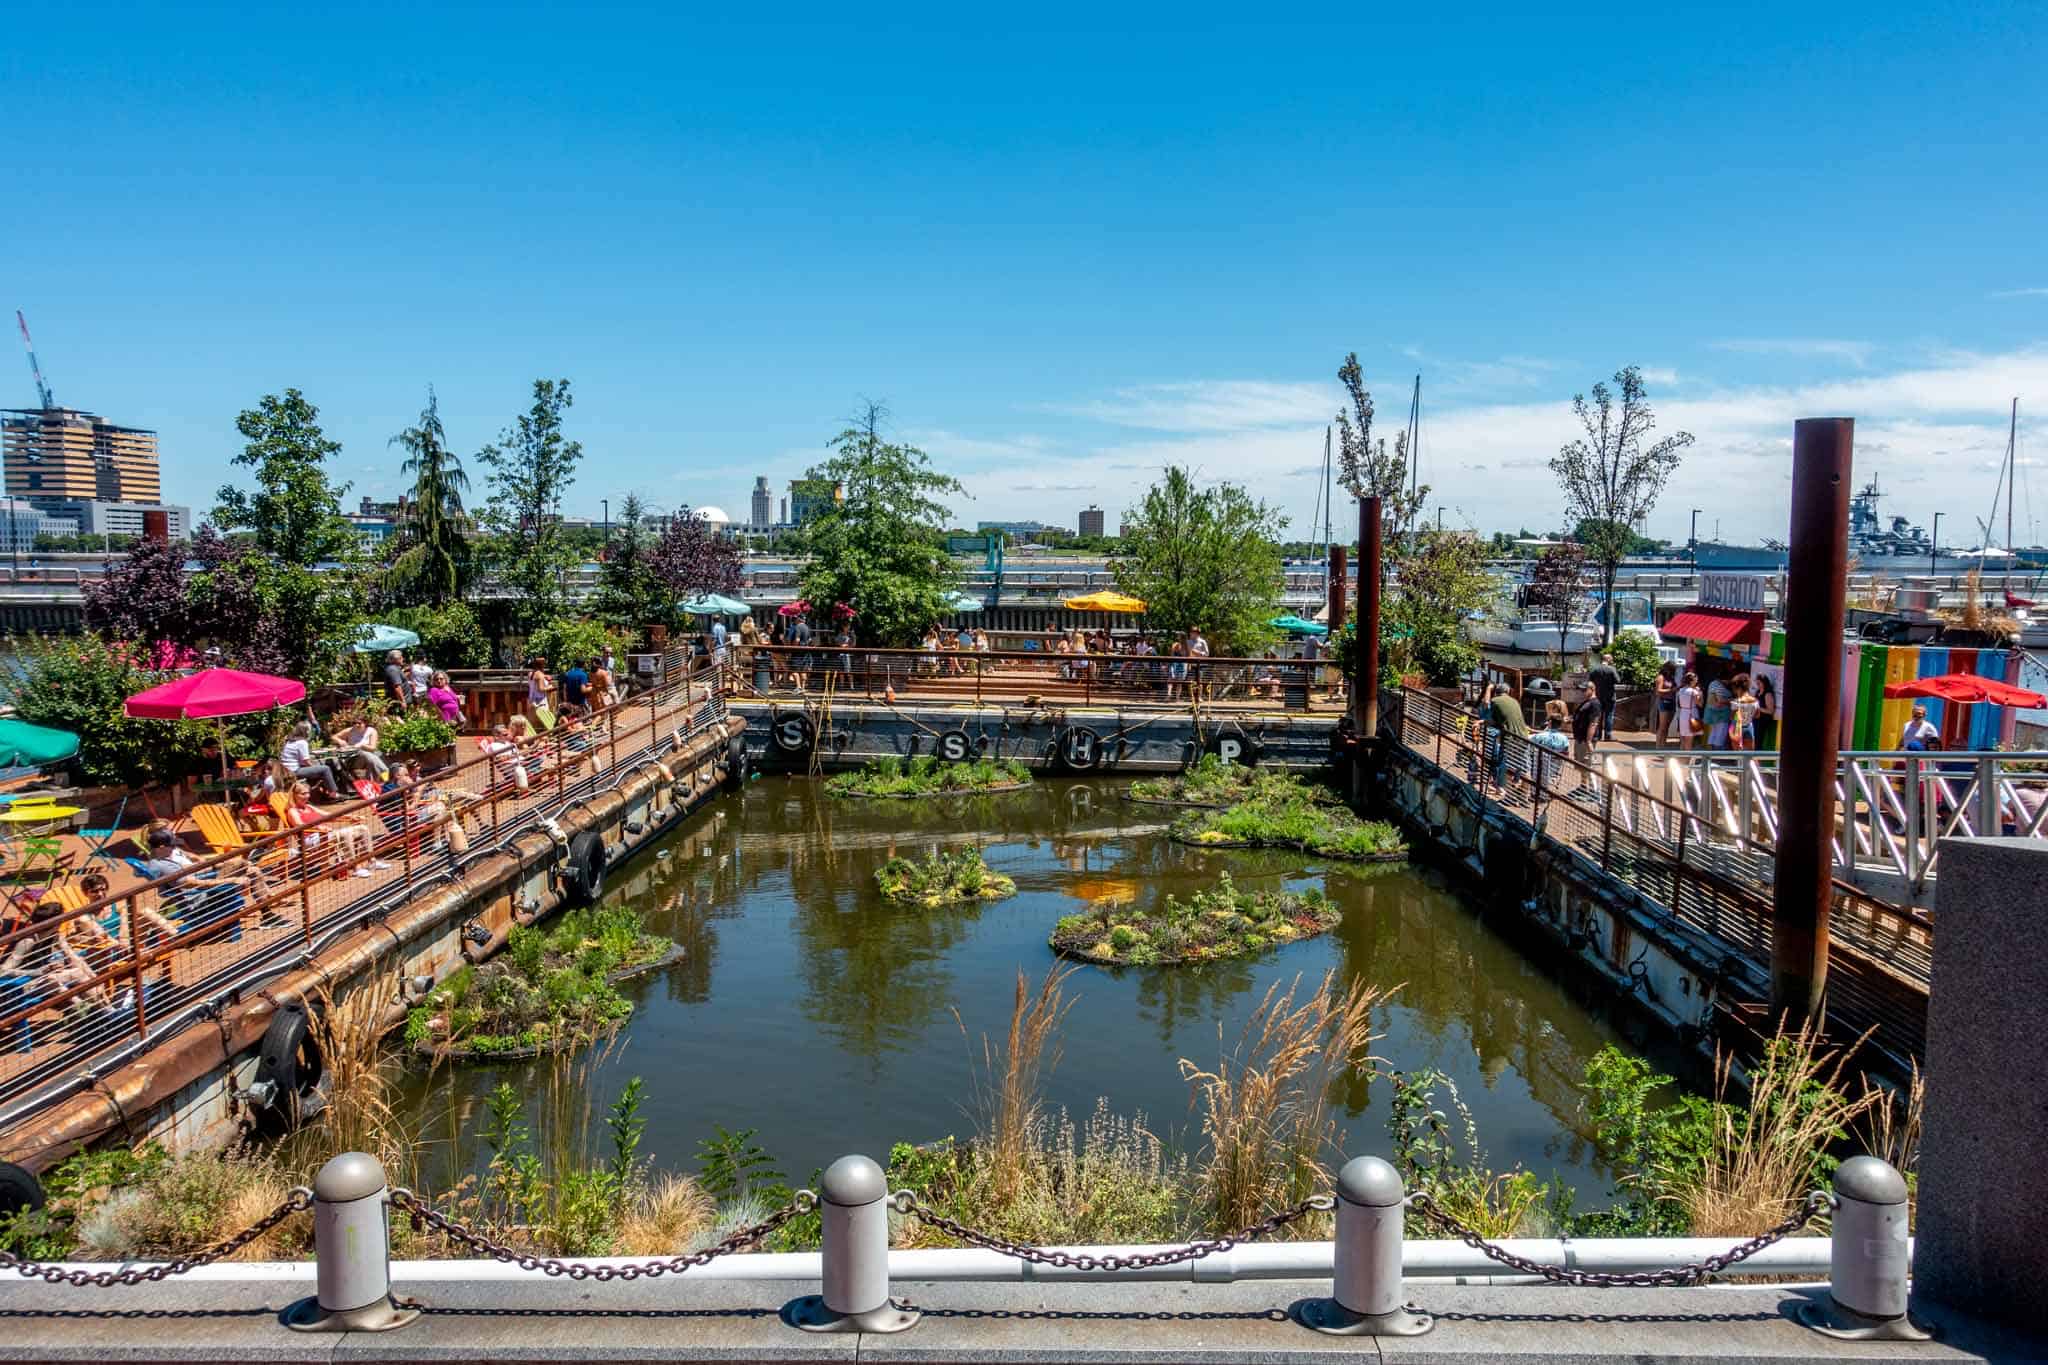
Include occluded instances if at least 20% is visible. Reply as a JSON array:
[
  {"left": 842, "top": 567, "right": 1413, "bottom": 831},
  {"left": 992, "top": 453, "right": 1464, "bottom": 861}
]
[
  {"left": 2007, "top": 398, "right": 2019, "bottom": 592},
  {"left": 1406, "top": 374, "right": 1421, "bottom": 534}
]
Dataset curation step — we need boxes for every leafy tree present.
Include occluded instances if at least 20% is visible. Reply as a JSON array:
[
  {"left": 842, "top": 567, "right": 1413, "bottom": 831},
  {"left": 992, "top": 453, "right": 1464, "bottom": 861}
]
[
  {"left": 388, "top": 387, "right": 472, "bottom": 605},
  {"left": 1380, "top": 527, "right": 1495, "bottom": 685},
  {"left": 1606, "top": 629, "right": 1662, "bottom": 688},
  {"left": 383, "top": 601, "right": 491, "bottom": 670},
  {"left": 0, "top": 636, "right": 216, "bottom": 787},
  {"left": 1524, "top": 540, "right": 1589, "bottom": 661},
  {"left": 1550, "top": 367, "right": 1693, "bottom": 642},
  {"left": 525, "top": 617, "right": 628, "bottom": 673},
  {"left": 796, "top": 402, "right": 963, "bottom": 647},
  {"left": 647, "top": 507, "right": 743, "bottom": 615},
  {"left": 213, "top": 388, "right": 352, "bottom": 567},
  {"left": 1572, "top": 517, "right": 1663, "bottom": 557},
  {"left": 479, "top": 378, "right": 584, "bottom": 631},
  {"left": 1334, "top": 353, "right": 1428, "bottom": 545},
  {"left": 1113, "top": 466, "right": 1286, "bottom": 654},
  {"left": 81, "top": 536, "right": 198, "bottom": 660},
  {"left": 593, "top": 492, "right": 659, "bottom": 629}
]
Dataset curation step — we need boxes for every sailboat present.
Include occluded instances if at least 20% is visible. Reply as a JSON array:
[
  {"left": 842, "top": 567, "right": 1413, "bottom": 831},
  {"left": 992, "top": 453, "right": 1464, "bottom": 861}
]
[{"left": 1983, "top": 400, "right": 2048, "bottom": 643}]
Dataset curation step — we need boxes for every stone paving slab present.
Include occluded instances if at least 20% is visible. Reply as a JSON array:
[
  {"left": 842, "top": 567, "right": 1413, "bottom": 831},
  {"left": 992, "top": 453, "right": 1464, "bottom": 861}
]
[{"left": 0, "top": 1275, "right": 2038, "bottom": 1363}]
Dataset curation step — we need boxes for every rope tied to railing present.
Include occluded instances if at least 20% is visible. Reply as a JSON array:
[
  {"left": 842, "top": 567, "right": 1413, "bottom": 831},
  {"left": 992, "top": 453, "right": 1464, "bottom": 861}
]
[
  {"left": 0, "top": 1186, "right": 312, "bottom": 1285},
  {"left": 1406, "top": 1187, "right": 1831, "bottom": 1287}
]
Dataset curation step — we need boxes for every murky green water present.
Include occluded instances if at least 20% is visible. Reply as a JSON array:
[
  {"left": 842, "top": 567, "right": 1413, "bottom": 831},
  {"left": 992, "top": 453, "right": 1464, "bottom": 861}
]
[{"left": 402, "top": 777, "right": 1649, "bottom": 1198}]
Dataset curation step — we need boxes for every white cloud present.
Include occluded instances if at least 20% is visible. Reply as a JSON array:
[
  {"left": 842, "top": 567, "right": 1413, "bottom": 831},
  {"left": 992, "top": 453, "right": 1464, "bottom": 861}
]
[
  {"left": 954, "top": 346, "right": 2048, "bottom": 546},
  {"left": 1708, "top": 338, "right": 1875, "bottom": 367},
  {"left": 1637, "top": 367, "right": 1681, "bottom": 387},
  {"left": 1057, "top": 380, "right": 1331, "bottom": 433},
  {"left": 1991, "top": 288, "right": 2048, "bottom": 299}
]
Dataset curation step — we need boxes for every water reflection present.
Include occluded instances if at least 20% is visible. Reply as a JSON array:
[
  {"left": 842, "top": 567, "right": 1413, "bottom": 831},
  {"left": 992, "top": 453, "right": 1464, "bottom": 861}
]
[{"left": 401, "top": 776, "right": 1652, "bottom": 1196}]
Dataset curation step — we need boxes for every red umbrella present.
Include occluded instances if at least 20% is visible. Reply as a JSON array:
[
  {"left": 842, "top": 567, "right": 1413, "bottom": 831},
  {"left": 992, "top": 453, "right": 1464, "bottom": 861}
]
[
  {"left": 125, "top": 668, "right": 308, "bottom": 719},
  {"left": 1882, "top": 673, "right": 2046, "bottom": 708}
]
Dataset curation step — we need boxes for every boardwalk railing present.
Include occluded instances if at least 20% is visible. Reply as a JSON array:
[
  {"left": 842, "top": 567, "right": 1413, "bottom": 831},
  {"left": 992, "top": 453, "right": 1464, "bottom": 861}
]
[
  {"left": 736, "top": 644, "right": 1333, "bottom": 712},
  {"left": 0, "top": 654, "right": 732, "bottom": 1119},
  {"left": 1394, "top": 688, "right": 1930, "bottom": 1070},
  {"left": 1629, "top": 748, "right": 2048, "bottom": 894}
]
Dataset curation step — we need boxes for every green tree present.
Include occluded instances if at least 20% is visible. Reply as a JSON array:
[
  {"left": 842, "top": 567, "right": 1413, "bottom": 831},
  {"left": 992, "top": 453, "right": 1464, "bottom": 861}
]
[
  {"left": 480, "top": 378, "right": 584, "bottom": 631},
  {"left": 1550, "top": 367, "right": 1693, "bottom": 643},
  {"left": 213, "top": 389, "right": 351, "bottom": 567},
  {"left": 593, "top": 492, "right": 659, "bottom": 629},
  {"left": 1379, "top": 526, "right": 1495, "bottom": 685},
  {"left": 0, "top": 636, "right": 216, "bottom": 787},
  {"left": 1113, "top": 466, "right": 1286, "bottom": 655},
  {"left": 388, "top": 386, "right": 472, "bottom": 605},
  {"left": 796, "top": 402, "right": 962, "bottom": 647}
]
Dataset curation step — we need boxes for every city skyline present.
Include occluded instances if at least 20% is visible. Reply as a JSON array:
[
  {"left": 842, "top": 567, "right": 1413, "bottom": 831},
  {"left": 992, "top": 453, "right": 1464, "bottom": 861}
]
[{"left": 6, "top": 7, "right": 2044, "bottom": 546}]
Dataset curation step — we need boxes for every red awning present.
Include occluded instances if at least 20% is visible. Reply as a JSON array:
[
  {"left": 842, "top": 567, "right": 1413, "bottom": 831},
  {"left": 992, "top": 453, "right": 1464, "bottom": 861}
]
[{"left": 1661, "top": 607, "right": 1762, "bottom": 646}]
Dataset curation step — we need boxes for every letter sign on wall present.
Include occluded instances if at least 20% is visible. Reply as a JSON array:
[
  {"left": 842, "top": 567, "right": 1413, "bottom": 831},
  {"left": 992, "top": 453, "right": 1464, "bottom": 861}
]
[
  {"left": 1698, "top": 572, "right": 1766, "bottom": 613},
  {"left": 936, "top": 730, "right": 971, "bottom": 763}
]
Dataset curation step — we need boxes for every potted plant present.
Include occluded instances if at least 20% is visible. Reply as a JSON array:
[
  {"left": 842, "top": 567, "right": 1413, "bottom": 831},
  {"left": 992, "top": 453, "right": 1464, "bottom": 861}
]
[{"left": 382, "top": 706, "right": 459, "bottom": 772}]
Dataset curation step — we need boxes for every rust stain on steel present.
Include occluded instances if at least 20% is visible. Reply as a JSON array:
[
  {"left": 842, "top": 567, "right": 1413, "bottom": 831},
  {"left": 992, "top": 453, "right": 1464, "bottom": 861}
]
[{"left": 0, "top": 718, "right": 741, "bottom": 1173}]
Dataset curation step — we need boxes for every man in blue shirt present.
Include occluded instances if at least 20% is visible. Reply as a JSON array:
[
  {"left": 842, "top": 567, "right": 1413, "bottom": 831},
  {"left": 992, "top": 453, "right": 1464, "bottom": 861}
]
[{"left": 562, "top": 661, "right": 590, "bottom": 716}]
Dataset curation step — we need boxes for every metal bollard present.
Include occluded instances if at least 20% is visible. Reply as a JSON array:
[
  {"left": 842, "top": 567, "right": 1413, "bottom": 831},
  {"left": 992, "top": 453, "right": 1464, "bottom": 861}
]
[
  {"left": 1298, "top": 1156, "right": 1432, "bottom": 1336},
  {"left": 284, "top": 1153, "right": 421, "bottom": 1333},
  {"left": 784, "top": 1154, "right": 919, "bottom": 1334},
  {"left": 1798, "top": 1155, "right": 1933, "bottom": 1341}
]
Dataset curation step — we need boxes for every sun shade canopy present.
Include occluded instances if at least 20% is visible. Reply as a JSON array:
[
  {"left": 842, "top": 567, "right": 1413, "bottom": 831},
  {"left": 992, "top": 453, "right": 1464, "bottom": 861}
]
[{"left": 1660, "top": 607, "right": 1762, "bottom": 647}]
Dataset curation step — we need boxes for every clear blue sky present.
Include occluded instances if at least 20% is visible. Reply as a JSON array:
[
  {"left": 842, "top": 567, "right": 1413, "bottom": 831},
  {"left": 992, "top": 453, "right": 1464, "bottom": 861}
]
[{"left": 6, "top": 5, "right": 2046, "bottom": 544}]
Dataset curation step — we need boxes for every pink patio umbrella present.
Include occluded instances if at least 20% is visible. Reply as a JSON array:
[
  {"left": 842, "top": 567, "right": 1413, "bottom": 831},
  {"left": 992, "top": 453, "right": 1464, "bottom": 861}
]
[{"left": 125, "top": 668, "right": 309, "bottom": 778}]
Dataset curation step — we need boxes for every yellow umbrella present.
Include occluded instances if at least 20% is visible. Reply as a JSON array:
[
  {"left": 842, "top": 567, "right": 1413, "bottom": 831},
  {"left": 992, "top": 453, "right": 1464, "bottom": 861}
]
[{"left": 1062, "top": 591, "right": 1147, "bottom": 613}]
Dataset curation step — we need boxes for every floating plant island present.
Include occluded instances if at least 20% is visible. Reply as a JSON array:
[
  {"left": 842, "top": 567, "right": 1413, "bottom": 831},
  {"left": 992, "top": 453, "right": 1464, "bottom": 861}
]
[
  {"left": 1050, "top": 874, "right": 1341, "bottom": 966},
  {"left": 827, "top": 755, "right": 1033, "bottom": 799},
  {"left": 876, "top": 847, "right": 1018, "bottom": 907}
]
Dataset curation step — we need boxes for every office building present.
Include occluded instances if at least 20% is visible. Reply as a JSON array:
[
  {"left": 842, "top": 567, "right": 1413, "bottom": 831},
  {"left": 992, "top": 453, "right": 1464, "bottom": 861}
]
[
  {"left": 0, "top": 498, "right": 79, "bottom": 552},
  {"left": 789, "top": 477, "right": 843, "bottom": 525},
  {"left": 1078, "top": 505, "right": 1107, "bottom": 538},
  {"left": 750, "top": 476, "right": 774, "bottom": 529},
  {"left": 37, "top": 500, "right": 191, "bottom": 541},
  {"left": 2, "top": 408, "right": 162, "bottom": 507}
]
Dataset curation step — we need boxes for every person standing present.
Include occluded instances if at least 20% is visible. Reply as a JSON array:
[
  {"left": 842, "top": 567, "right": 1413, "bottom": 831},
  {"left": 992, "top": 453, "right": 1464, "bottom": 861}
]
[
  {"left": 383, "top": 650, "right": 413, "bottom": 704},
  {"left": 1484, "top": 681, "right": 1528, "bottom": 791},
  {"left": 1703, "top": 670, "right": 1734, "bottom": 750},
  {"left": 561, "top": 658, "right": 590, "bottom": 717},
  {"left": 526, "top": 657, "right": 553, "bottom": 723},
  {"left": 1753, "top": 674, "right": 1778, "bottom": 750},
  {"left": 1729, "top": 673, "right": 1759, "bottom": 751},
  {"left": 1650, "top": 662, "right": 1677, "bottom": 747},
  {"left": 1570, "top": 681, "right": 1603, "bottom": 794},
  {"left": 1589, "top": 653, "right": 1620, "bottom": 740},
  {"left": 1675, "top": 671, "right": 1703, "bottom": 752},
  {"left": 1530, "top": 699, "right": 1572, "bottom": 795}
]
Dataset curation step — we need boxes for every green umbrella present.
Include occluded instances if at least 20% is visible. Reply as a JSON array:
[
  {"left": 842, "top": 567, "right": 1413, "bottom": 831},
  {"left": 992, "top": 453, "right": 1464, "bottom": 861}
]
[
  {"left": 351, "top": 623, "right": 422, "bottom": 654},
  {"left": 1268, "top": 614, "right": 1329, "bottom": 637},
  {"left": 680, "top": 593, "right": 751, "bottom": 616},
  {"left": 0, "top": 717, "right": 80, "bottom": 768}
]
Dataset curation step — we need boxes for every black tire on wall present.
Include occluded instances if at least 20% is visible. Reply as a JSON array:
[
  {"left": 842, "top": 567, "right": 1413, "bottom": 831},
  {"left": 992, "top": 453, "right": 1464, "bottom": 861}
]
[
  {"left": 0, "top": 1161, "right": 44, "bottom": 1218},
  {"left": 565, "top": 831, "right": 608, "bottom": 903},
  {"left": 1055, "top": 726, "right": 1103, "bottom": 771},
  {"left": 723, "top": 733, "right": 749, "bottom": 790},
  {"left": 253, "top": 1004, "right": 326, "bottom": 1132}
]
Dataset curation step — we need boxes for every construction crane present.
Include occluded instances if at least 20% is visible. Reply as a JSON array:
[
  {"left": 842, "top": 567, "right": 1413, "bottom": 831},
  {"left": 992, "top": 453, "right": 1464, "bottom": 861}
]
[{"left": 15, "top": 310, "right": 53, "bottom": 410}]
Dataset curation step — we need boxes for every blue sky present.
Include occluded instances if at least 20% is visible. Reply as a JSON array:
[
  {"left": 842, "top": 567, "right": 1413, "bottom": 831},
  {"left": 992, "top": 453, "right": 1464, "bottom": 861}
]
[{"left": 5, "top": 5, "right": 2045, "bottom": 545}]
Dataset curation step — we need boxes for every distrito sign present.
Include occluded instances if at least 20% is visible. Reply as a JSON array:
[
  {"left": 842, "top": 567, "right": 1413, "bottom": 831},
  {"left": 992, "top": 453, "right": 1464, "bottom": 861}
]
[{"left": 1697, "top": 572, "right": 1767, "bottom": 614}]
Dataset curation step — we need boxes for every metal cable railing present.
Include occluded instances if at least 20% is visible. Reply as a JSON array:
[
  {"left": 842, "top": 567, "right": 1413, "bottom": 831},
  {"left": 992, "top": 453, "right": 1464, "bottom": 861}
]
[{"left": 0, "top": 655, "right": 734, "bottom": 1115}]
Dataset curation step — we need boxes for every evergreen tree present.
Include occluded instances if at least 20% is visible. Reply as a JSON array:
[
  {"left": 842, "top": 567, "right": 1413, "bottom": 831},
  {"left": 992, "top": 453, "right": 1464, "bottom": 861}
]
[{"left": 389, "top": 386, "right": 472, "bottom": 605}]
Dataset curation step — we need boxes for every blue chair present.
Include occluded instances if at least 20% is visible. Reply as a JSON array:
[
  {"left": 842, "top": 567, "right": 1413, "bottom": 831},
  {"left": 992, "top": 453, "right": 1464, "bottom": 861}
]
[
  {"left": 121, "top": 857, "right": 244, "bottom": 945},
  {"left": 77, "top": 793, "right": 129, "bottom": 867},
  {"left": 1, "top": 973, "right": 44, "bottom": 1053}
]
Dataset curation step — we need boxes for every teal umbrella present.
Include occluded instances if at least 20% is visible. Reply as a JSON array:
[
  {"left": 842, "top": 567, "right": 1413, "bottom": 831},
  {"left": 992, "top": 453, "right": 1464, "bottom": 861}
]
[
  {"left": 351, "top": 623, "right": 422, "bottom": 654},
  {"left": 946, "top": 591, "right": 985, "bottom": 612},
  {"left": 1268, "top": 614, "right": 1329, "bottom": 636},
  {"left": 680, "top": 593, "right": 751, "bottom": 616},
  {"left": 0, "top": 717, "right": 80, "bottom": 768}
]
